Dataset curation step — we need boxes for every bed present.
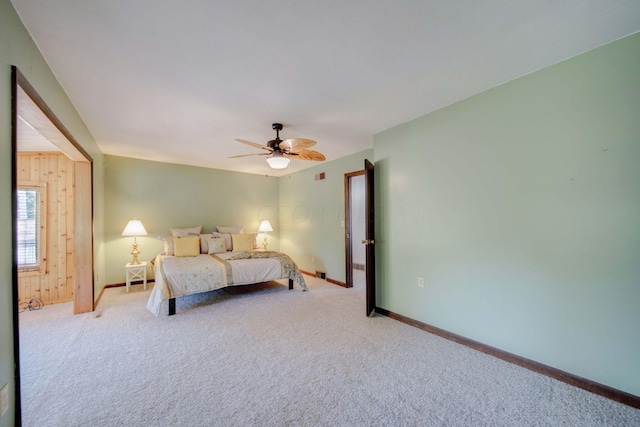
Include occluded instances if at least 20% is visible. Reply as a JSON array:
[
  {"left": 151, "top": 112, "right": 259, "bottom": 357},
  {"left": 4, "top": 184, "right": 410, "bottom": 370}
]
[{"left": 146, "top": 250, "right": 308, "bottom": 316}]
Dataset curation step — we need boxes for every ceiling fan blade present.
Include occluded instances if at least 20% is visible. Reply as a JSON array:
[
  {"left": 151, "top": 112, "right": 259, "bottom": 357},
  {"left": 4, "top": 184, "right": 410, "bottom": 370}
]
[
  {"left": 290, "top": 149, "right": 326, "bottom": 161},
  {"left": 280, "top": 138, "right": 317, "bottom": 153},
  {"left": 229, "top": 153, "right": 269, "bottom": 158},
  {"left": 235, "top": 139, "right": 273, "bottom": 151}
]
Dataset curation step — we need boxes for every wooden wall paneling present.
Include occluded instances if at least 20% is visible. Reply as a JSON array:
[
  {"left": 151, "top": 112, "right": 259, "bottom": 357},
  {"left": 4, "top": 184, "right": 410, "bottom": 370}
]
[
  {"left": 38, "top": 154, "right": 47, "bottom": 182},
  {"left": 56, "top": 155, "right": 67, "bottom": 301},
  {"left": 18, "top": 154, "right": 29, "bottom": 181},
  {"left": 19, "top": 276, "right": 28, "bottom": 306},
  {"left": 16, "top": 152, "right": 75, "bottom": 306},
  {"left": 30, "top": 155, "right": 43, "bottom": 302},
  {"left": 65, "top": 159, "right": 75, "bottom": 301},
  {"left": 45, "top": 154, "right": 57, "bottom": 303},
  {"left": 73, "top": 161, "right": 93, "bottom": 314},
  {"left": 38, "top": 173, "right": 48, "bottom": 284}
]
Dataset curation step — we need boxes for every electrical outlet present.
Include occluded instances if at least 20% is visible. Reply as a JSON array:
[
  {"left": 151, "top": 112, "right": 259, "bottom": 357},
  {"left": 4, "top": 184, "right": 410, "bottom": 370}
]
[
  {"left": 418, "top": 277, "right": 424, "bottom": 288},
  {"left": 0, "top": 383, "right": 8, "bottom": 418},
  {"left": 311, "top": 256, "right": 315, "bottom": 263}
]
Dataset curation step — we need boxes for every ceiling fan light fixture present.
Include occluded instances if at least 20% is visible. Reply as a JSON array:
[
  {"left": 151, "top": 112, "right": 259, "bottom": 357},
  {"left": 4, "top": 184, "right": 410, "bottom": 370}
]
[
  {"left": 266, "top": 152, "right": 290, "bottom": 169},
  {"left": 233, "top": 123, "right": 324, "bottom": 169}
]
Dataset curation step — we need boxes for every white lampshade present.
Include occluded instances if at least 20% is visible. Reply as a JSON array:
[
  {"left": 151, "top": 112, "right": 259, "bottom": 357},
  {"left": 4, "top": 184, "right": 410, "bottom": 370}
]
[
  {"left": 266, "top": 152, "right": 290, "bottom": 169},
  {"left": 258, "top": 220, "right": 273, "bottom": 233},
  {"left": 121, "top": 219, "right": 148, "bottom": 236}
]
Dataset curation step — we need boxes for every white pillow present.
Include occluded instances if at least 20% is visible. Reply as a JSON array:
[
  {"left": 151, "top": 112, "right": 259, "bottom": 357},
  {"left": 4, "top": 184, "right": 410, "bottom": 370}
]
[
  {"left": 199, "top": 234, "right": 214, "bottom": 254},
  {"left": 206, "top": 237, "right": 227, "bottom": 254},
  {"left": 216, "top": 225, "right": 244, "bottom": 234},
  {"left": 170, "top": 226, "right": 202, "bottom": 238},
  {"left": 162, "top": 236, "right": 174, "bottom": 256}
]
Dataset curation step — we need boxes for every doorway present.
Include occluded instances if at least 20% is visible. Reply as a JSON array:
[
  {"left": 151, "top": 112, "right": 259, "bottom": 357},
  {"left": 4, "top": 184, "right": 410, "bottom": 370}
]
[
  {"left": 11, "top": 66, "right": 95, "bottom": 423},
  {"left": 344, "top": 170, "right": 366, "bottom": 289},
  {"left": 12, "top": 67, "right": 94, "bottom": 313},
  {"left": 344, "top": 160, "right": 376, "bottom": 316}
]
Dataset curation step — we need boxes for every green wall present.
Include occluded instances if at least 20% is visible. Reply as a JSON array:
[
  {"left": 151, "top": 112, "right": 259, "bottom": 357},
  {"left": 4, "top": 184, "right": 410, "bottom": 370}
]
[
  {"left": 0, "top": 0, "right": 105, "bottom": 425},
  {"left": 279, "top": 149, "right": 373, "bottom": 281},
  {"left": 104, "top": 155, "right": 280, "bottom": 284},
  {"left": 375, "top": 33, "right": 640, "bottom": 396}
]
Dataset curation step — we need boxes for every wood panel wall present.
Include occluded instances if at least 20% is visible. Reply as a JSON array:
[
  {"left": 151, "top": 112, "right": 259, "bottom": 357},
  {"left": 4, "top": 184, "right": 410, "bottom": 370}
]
[{"left": 17, "top": 152, "right": 75, "bottom": 306}]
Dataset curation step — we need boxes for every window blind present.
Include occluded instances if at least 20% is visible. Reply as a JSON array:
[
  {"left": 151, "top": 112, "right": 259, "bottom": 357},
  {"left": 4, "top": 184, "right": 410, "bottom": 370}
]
[{"left": 17, "top": 188, "right": 40, "bottom": 267}]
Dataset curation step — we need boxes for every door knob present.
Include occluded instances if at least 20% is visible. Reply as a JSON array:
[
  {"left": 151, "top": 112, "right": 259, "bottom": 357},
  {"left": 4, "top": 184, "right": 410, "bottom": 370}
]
[{"left": 361, "top": 239, "right": 375, "bottom": 245}]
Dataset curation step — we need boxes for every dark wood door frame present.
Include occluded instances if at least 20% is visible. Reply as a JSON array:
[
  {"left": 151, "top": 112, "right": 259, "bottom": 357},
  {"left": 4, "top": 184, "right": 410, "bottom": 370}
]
[
  {"left": 10, "top": 63, "right": 20, "bottom": 427},
  {"left": 344, "top": 170, "right": 365, "bottom": 288}
]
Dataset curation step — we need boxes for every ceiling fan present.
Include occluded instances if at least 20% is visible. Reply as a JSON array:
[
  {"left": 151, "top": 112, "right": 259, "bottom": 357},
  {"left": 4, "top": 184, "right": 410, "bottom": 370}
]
[{"left": 231, "top": 123, "right": 326, "bottom": 169}]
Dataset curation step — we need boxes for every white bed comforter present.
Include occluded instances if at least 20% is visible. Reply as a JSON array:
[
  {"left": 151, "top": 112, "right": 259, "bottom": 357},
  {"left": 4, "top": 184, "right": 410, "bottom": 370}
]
[{"left": 146, "top": 252, "right": 306, "bottom": 315}]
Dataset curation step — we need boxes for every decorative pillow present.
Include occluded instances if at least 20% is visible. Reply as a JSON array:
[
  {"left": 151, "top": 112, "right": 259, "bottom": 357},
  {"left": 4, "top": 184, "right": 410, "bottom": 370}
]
[
  {"left": 216, "top": 225, "right": 244, "bottom": 234},
  {"left": 231, "top": 233, "right": 253, "bottom": 252},
  {"left": 161, "top": 236, "right": 175, "bottom": 256},
  {"left": 212, "top": 232, "right": 232, "bottom": 251},
  {"left": 170, "top": 226, "right": 202, "bottom": 238},
  {"left": 206, "top": 237, "right": 227, "bottom": 254},
  {"left": 173, "top": 236, "right": 200, "bottom": 257}
]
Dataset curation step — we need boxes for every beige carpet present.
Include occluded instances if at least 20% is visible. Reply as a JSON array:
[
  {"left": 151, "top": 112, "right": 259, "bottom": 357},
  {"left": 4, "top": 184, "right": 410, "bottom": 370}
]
[{"left": 18, "top": 275, "right": 640, "bottom": 426}]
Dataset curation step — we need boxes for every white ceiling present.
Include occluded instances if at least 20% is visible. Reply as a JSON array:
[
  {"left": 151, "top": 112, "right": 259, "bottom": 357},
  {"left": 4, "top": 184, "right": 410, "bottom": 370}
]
[{"left": 10, "top": 0, "right": 640, "bottom": 176}]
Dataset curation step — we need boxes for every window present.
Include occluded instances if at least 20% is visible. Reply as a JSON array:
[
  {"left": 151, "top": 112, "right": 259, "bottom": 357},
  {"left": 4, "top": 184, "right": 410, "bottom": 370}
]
[{"left": 17, "top": 183, "right": 46, "bottom": 272}]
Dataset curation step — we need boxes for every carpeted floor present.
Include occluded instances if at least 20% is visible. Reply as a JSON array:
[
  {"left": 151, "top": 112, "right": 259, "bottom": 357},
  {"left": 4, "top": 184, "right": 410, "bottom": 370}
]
[{"left": 18, "top": 275, "right": 640, "bottom": 426}]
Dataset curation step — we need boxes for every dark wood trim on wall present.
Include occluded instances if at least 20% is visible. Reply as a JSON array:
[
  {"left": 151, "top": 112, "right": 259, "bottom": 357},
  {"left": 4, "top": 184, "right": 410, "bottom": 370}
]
[
  {"left": 11, "top": 65, "right": 23, "bottom": 427},
  {"left": 300, "top": 270, "right": 347, "bottom": 288},
  {"left": 326, "top": 278, "right": 347, "bottom": 288},
  {"left": 376, "top": 307, "right": 640, "bottom": 409},
  {"left": 94, "top": 286, "right": 107, "bottom": 309},
  {"left": 95, "top": 281, "right": 156, "bottom": 308}
]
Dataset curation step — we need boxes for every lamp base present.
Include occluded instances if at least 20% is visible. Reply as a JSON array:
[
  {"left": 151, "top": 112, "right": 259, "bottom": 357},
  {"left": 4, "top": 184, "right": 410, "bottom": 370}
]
[
  {"left": 131, "top": 241, "right": 142, "bottom": 265},
  {"left": 262, "top": 235, "right": 268, "bottom": 251}
]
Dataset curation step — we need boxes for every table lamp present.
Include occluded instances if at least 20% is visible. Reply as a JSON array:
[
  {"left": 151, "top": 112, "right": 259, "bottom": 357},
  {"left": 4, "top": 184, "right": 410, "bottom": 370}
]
[
  {"left": 122, "top": 218, "right": 148, "bottom": 264},
  {"left": 258, "top": 220, "right": 273, "bottom": 250}
]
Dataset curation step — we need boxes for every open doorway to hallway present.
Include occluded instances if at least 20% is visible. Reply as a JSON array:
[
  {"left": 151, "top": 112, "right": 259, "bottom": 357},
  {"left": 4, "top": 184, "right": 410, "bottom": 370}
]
[{"left": 345, "top": 170, "right": 366, "bottom": 289}]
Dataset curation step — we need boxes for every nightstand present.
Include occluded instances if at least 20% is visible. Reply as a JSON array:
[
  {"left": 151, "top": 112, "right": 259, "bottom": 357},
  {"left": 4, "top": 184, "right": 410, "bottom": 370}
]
[{"left": 125, "top": 261, "right": 147, "bottom": 293}]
